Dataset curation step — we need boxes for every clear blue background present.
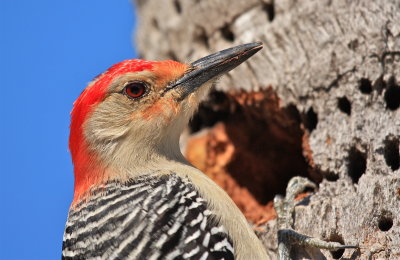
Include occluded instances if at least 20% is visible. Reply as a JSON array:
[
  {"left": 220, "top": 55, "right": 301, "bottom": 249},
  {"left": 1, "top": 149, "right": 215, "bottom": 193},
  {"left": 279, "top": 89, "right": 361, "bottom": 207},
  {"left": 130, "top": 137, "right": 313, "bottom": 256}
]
[{"left": 0, "top": 1, "right": 137, "bottom": 259}]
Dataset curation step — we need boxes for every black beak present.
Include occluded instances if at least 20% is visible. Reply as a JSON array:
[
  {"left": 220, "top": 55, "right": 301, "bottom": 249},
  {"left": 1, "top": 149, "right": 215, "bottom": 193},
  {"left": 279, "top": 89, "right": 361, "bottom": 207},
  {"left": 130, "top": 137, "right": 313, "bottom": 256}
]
[{"left": 169, "top": 42, "right": 263, "bottom": 100}]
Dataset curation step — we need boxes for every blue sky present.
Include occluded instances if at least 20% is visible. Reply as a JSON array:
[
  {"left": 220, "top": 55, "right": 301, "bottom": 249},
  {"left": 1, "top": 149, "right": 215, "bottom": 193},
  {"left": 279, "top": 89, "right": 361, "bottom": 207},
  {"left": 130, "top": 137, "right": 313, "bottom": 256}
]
[{"left": 0, "top": 1, "right": 137, "bottom": 259}]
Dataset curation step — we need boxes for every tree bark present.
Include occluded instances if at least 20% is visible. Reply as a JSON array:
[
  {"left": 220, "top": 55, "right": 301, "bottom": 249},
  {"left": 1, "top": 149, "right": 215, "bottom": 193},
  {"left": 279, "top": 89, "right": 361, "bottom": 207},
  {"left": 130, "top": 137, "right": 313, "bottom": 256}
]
[{"left": 135, "top": 0, "right": 400, "bottom": 259}]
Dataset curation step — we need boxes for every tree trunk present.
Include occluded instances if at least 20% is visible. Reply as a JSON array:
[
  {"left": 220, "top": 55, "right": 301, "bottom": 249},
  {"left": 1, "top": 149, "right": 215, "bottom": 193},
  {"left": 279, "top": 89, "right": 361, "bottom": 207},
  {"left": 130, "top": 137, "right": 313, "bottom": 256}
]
[{"left": 135, "top": 0, "right": 400, "bottom": 259}]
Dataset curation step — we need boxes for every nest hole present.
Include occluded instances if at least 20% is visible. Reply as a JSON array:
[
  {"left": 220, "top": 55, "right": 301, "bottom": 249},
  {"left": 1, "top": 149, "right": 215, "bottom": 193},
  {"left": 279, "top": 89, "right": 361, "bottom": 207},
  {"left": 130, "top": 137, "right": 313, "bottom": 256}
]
[
  {"left": 378, "top": 214, "right": 393, "bottom": 231},
  {"left": 384, "top": 137, "right": 400, "bottom": 171},
  {"left": 384, "top": 76, "right": 400, "bottom": 110},
  {"left": 348, "top": 147, "right": 367, "bottom": 184},
  {"left": 188, "top": 89, "right": 312, "bottom": 204},
  {"left": 337, "top": 96, "right": 351, "bottom": 115}
]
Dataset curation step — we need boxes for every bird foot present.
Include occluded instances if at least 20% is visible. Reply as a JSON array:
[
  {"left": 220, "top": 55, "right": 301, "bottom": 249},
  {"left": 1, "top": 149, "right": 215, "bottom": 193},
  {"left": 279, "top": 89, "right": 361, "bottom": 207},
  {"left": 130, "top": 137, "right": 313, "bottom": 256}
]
[{"left": 274, "top": 177, "right": 357, "bottom": 260}]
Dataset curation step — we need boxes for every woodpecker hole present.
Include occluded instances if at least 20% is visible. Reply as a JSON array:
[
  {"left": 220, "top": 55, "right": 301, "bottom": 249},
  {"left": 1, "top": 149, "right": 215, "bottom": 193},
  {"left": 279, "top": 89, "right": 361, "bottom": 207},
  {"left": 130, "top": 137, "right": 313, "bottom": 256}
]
[
  {"left": 221, "top": 24, "right": 235, "bottom": 42},
  {"left": 188, "top": 89, "right": 311, "bottom": 207},
  {"left": 337, "top": 96, "right": 351, "bottom": 115},
  {"left": 262, "top": 2, "right": 275, "bottom": 22},
  {"left": 152, "top": 18, "right": 159, "bottom": 29},
  {"left": 174, "top": 0, "right": 182, "bottom": 14},
  {"left": 328, "top": 234, "right": 345, "bottom": 259},
  {"left": 194, "top": 26, "right": 209, "bottom": 49},
  {"left": 384, "top": 137, "right": 400, "bottom": 171},
  {"left": 359, "top": 78, "right": 372, "bottom": 94},
  {"left": 348, "top": 147, "right": 367, "bottom": 184},
  {"left": 322, "top": 170, "right": 340, "bottom": 182},
  {"left": 384, "top": 76, "right": 400, "bottom": 110},
  {"left": 347, "top": 39, "right": 359, "bottom": 51},
  {"left": 167, "top": 51, "right": 178, "bottom": 61},
  {"left": 378, "top": 212, "right": 393, "bottom": 232},
  {"left": 302, "top": 107, "right": 318, "bottom": 132}
]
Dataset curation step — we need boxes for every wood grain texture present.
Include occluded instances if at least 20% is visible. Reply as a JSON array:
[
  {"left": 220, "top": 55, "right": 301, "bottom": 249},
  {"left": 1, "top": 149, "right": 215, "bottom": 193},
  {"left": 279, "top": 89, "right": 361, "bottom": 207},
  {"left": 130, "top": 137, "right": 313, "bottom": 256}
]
[{"left": 135, "top": 0, "right": 400, "bottom": 259}]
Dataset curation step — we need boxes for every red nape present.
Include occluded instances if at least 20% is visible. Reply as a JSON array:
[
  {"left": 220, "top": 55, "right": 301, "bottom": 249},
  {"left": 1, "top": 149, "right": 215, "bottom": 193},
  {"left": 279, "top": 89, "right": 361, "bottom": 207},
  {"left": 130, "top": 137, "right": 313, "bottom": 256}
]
[{"left": 69, "top": 59, "right": 154, "bottom": 203}]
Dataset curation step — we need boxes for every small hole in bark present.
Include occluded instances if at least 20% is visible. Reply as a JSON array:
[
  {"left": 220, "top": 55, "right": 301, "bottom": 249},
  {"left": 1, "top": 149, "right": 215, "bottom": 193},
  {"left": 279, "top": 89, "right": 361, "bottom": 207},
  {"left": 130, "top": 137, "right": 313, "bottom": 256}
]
[
  {"left": 337, "top": 96, "right": 351, "bottom": 115},
  {"left": 328, "top": 234, "right": 345, "bottom": 259},
  {"left": 221, "top": 24, "right": 235, "bottom": 42},
  {"left": 384, "top": 76, "right": 400, "bottom": 110},
  {"left": 331, "top": 248, "right": 345, "bottom": 259},
  {"left": 152, "top": 18, "right": 159, "bottom": 29},
  {"left": 200, "top": 34, "right": 209, "bottom": 49},
  {"left": 359, "top": 78, "right": 372, "bottom": 94},
  {"left": 174, "top": 0, "right": 182, "bottom": 13},
  {"left": 347, "top": 39, "right": 359, "bottom": 50},
  {"left": 194, "top": 27, "right": 209, "bottom": 49},
  {"left": 348, "top": 147, "right": 367, "bottom": 184},
  {"left": 384, "top": 137, "right": 400, "bottom": 171},
  {"left": 324, "top": 171, "right": 339, "bottom": 182},
  {"left": 378, "top": 215, "right": 393, "bottom": 231},
  {"left": 262, "top": 2, "right": 275, "bottom": 21},
  {"left": 303, "top": 107, "right": 318, "bottom": 132},
  {"left": 167, "top": 51, "right": 178, "bottom": 61}
]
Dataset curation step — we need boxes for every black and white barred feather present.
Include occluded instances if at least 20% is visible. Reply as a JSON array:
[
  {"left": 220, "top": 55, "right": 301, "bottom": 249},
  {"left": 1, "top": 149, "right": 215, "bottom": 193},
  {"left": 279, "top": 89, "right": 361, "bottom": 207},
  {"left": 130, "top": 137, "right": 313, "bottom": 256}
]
[{"left": 62, "top": 174, "right": 234, "bottom": 260}]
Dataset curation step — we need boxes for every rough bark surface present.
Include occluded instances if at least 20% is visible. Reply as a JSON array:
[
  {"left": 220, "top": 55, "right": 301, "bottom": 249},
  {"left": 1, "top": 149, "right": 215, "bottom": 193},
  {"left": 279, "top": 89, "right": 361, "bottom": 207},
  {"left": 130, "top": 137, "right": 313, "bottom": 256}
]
[{"left": 135, "top": 0, "right": 400, "bottom": 259}]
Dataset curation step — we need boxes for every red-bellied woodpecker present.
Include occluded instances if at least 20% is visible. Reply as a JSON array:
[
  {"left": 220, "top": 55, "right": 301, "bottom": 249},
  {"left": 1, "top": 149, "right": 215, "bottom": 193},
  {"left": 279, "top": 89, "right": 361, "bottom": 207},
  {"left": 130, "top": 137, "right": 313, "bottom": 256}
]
[{"left": 62, "top": 42, "right": 268, "bottom": 259}]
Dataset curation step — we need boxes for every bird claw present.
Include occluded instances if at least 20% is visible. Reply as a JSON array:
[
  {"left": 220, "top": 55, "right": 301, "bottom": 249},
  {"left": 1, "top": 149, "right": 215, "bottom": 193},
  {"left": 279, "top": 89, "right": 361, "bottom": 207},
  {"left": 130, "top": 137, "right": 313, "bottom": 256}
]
[
  {"left": 274, "top": 176, "right": 316, "bottom": 230},
  {"left": 285, "top": 176, "right": 316, "bottom": 201},
  {"left": 274, "top": 176, "right": 357, "bottom": 260}
]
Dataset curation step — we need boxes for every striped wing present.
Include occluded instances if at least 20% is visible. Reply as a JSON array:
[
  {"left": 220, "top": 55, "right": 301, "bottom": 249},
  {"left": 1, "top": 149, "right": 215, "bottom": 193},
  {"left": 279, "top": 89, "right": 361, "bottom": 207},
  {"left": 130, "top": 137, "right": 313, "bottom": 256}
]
[{"left": 62, "top": 174, "right": 234, "bottom": 260}]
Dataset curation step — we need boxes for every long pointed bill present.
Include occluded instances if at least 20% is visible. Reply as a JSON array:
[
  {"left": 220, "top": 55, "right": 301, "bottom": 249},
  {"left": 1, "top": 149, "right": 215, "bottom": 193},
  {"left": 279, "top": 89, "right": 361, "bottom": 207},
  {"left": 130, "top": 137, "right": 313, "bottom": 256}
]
[{"left": 169, "top": 42, "right": 263, "bottom": 100}]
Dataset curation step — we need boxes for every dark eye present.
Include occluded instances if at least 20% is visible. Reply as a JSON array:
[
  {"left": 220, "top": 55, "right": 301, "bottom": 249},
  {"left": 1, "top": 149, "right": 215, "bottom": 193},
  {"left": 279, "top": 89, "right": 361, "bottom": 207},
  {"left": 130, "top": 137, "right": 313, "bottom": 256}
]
[{"left": 124, "top": 82, "right": 146, "bottom": 98}]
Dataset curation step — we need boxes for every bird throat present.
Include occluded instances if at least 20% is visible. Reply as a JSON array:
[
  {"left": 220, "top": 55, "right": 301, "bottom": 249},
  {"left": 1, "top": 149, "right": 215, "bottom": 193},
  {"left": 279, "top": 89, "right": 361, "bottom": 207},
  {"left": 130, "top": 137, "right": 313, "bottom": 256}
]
[{"left": 71, "top": 139, "right": 110, "bottom": 206}]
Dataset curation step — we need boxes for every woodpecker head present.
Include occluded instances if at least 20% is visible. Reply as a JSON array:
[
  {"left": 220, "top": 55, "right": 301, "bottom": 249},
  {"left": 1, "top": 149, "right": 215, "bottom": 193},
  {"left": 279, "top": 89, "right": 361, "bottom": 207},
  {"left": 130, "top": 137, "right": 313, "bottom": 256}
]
[{"left": 69, "top": 42, "right": 263, "bottom": 202}]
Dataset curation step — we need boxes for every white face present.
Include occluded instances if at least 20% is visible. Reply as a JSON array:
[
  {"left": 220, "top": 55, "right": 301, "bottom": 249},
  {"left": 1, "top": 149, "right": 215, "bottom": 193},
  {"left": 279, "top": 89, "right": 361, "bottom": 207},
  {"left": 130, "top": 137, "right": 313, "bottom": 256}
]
[{"left": 82, "top": 66, "right": 214, "bottom": 177}]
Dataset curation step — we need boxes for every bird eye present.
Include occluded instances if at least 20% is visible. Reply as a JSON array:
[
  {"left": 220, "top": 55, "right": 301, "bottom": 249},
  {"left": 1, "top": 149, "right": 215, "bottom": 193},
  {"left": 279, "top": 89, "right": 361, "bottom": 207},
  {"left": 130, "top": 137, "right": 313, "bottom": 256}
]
[{"left": 124, "top": 82, "right": 147, "bottom": 99}]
